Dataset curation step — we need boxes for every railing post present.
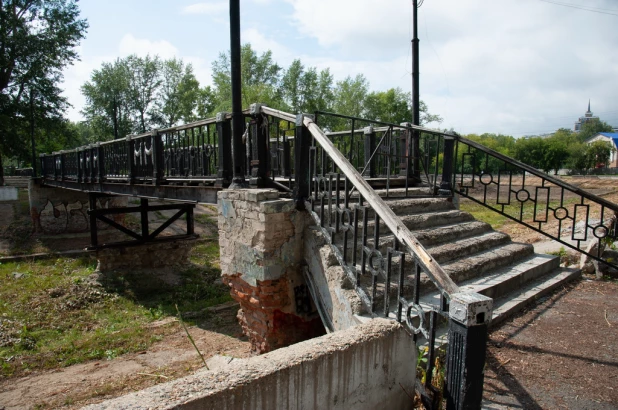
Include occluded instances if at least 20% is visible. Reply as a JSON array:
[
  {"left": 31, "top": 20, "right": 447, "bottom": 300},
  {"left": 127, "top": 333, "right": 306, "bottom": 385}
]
[
  {"left": 60, "top": 151, "right": 65, "bottom": 181},
  {"left": 445, "top": 292, "right": 493, "bottom": 410},
  {"left": 152, "top": 130, "right": 163, "bottom": 185},
  {"left": 127, "top": 136, "right": 135, "bottom": 185},
  {"left": 294, "top": 114, "right": 312, "bottom": 209},
  {"left": 440, "top": 135, "right": 455, "bottom": 196},
  {"left": 53, "top": 152, "right": 59, "bottom": 180},
  {"left": 412, "top": 128, "right": 421, "bottom": 181},
  {"left": 249, "top": 103, "right": 269, "bottom": 187},
  {"left": 399, "top": 122, "right": 414, "bottom": 178},
  {"left": 364, "top": 125, "right": 376, "bottom": 178},
  {"left": 216, "top": 112, "right": 232, "bottom": 187},
  {"left": 39, "top": 154, "right": 45, "bottom": 178},
  {"left": 282, "top": 134, "right": 291, "bottom": 178},
  {"left": 96, "top": 142, "right": 104, "bottom": 183}
]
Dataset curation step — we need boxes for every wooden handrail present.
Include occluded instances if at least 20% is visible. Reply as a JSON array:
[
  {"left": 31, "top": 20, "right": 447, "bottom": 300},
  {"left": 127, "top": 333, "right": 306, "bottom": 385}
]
[{"left": 302, "top": 114, "right": 459, "bottom": 296}]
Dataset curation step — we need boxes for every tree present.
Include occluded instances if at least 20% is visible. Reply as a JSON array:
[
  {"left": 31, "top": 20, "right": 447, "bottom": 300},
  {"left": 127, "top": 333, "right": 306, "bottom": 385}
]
[
  {"left": 211, "top": 43, "right": 283, "bottom": 112},
  {"left": 281, "top": 59, "right": 334, "bottom": 114},
  {"left": 364, "top": 87, "right": 442, "bottom": 126},
  {"left": 577, "top": 119, "right": 614, "bottom": 142},
  {"left": 125, "top": 54, "right": 160, "bottom": 132},
  {"left": 333, "top": 74, "right": 369, "bottom": 119},
  {"left": 587, "top": 140, "right": 615, "bottom": 168},
  {"left": 154, "top": 58, "right": 200, "bottom": 127},
  {"left": 0, "top": 0, "right": 87, "bottom": 184},
  {"left": 514, "top": 137, "right": 546, "bottom": 170},
  {"left": 81, "top": 59, "right": 133, "bottom": 140}
]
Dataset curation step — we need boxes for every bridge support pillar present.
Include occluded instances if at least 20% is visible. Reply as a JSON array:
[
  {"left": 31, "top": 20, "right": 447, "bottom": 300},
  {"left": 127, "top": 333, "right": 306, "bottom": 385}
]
[{"left": 218, "top": 188, "right": 325, "bottom": 353}]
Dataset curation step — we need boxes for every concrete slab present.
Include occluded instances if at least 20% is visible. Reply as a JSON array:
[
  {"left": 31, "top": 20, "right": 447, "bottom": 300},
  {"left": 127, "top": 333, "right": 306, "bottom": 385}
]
[{"left": 0, "top": 186, "right": 18, "bottom": 201}]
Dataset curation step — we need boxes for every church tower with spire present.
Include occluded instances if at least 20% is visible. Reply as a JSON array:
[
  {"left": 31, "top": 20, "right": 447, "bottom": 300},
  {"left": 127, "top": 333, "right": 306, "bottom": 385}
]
[{"left": 574, "top": 100, "right": 600, "bottom": 132}]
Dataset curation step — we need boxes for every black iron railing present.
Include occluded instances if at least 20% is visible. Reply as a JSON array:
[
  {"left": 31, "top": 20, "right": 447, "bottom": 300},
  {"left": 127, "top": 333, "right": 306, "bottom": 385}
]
[
  {"left": 40, "top": 116, "right": 228, "bottom": 186},
  {"left": 260, "top": 106, "right": 461, "bottom": 407},
  {"left": 449, "top": 135, "right": 618, "bottom": 270}
]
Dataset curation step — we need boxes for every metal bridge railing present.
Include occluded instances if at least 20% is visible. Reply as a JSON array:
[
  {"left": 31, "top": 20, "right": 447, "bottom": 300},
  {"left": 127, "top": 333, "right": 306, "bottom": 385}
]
[
  {"left": 451, "top": 135, "right": 618, "bottom": 270},
  {"left": 259, "top": 106, "right": 492, "bottom": 409}
]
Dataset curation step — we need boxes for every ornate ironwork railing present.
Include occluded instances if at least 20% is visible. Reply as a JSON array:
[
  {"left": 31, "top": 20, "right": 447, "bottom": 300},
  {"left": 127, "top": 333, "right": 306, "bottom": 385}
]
[
  {"left": 450, "top": 135, "right": 618, "bottom": 270},
  {"left": 39, "top": 115, "right": 234, "bottom": 187},
  {"left": 314, "top": 111, "right": 447, "bottom": 197},
  {"left": 260, "top": 106, "right": 461, "bottom": 407}
]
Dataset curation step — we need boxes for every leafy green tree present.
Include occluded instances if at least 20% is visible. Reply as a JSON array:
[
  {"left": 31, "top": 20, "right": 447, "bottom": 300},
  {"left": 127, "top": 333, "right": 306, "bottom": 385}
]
[
  {"left": 125, "top": 54, "right": 161, "bottom": 132},
  {"left": 280, "top": 59, "right": 333, "bottom": 114},
  {"left": 0, "top": 0, "right": 87, "bottom": 184},
  {"left": 333, "top": 74, "right": 369, "bottom": 119},
  {"left": 196, "top": 85, "right": 216, "bottom": 119},
  {"left": 81, "top": 58, "right": 133, "bottom": 140},
  {"left": 514, "top": 137, "right": 546, "bottom": 171},
  {"left": 587, "top": 140, "right": 615, "bottom": 168},
  {"left": 154, "top": 58, "right": 200, "bottom": 127},
  {"left": 577, "top": 119, "right": 614, "bottom": 142},
  {"left": 211, "top": 43, "right": 283, "bottom": 112}
]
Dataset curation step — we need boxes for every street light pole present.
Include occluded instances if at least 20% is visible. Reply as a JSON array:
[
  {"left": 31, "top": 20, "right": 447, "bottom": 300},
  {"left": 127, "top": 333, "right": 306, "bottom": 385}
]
[
  {"left": 229, "top": 0, "right": 248, "bottom": 188},
  {"left": 412, "top": 0, "right": 420, "bottom": 127}
]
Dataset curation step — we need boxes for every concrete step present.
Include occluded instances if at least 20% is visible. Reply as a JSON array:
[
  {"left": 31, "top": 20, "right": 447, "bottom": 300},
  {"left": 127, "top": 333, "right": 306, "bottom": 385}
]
[
  {"left": 426, "top": 231, "right": 512, "bottom": 264},
  {"left": 490, "top": 267, "right": 581, "bottom": 327},
  {"left": 411, "top": 221, "right": 494, "bottom": 247},
  {"left": 441, "top": 242, "right": 535, "bottom": 283},
  {"left": 419, "top": 254, "right": 561, "bottom": 308}
]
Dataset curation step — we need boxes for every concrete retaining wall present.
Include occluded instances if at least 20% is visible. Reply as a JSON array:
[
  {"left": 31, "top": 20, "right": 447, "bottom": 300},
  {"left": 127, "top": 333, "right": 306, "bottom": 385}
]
[
  {"left": 85, "top": 318, "right": 416, "bottom": 410},
  {"left": 28, "top": 179, "right": 127, "bottom": 234}
]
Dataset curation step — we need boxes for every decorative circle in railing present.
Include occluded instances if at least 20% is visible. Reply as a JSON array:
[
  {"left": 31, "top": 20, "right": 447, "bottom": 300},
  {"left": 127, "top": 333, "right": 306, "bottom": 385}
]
[
  {"left": 516, "top": 189, "right": 530, "bottom": 202},
  {"left": 366, "top": 248, "right": 385, "bottom": 276},
  {"left": 554, "top": 207, "right": 569, "bottom": 220},
  {"left": 405, "top": 302, "right": 429, "bottom": 338},
  {"left": 317, "top": 177, "right": 328, "bottom": 199},
  {"left": 479, "top": 173, "right": 493, "bottom": 185},
  {"left": 593, "top": 225, "right": 608, "bottom": 239},
  {"left": 204, "top": 144, "right": 214, "bottom": 158},
  {"left": 339, "top": 208, "right": 353, "bottom": 231}
]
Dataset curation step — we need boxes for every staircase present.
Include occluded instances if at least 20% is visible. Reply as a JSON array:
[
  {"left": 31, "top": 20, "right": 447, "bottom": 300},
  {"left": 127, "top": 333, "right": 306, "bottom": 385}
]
[{"left": 305, "top": 189, "right": 581, "bottom": 332}]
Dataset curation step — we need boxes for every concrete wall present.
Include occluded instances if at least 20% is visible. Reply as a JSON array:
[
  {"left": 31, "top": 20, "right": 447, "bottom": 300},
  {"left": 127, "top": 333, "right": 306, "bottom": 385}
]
[
  {"left": 85, "top": 318, "right": 416, "bottom": 410},
  {"left": 28, "top": 179, "right": 127, "bottom": 234}
]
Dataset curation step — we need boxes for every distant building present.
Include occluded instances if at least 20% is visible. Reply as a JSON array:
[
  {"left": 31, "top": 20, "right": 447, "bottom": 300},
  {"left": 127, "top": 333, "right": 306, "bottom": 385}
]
[
  {"left": 574, "top": 100, "right": 600, "bottom": 132},
  {"left": 585, "top": 132, "right": 618, "bottom": 168}
]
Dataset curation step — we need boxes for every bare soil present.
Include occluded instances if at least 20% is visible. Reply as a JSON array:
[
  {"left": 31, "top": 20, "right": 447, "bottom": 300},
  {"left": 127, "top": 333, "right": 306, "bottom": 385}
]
[
  {"left": 0, "top": 307, "right": 251, "bottom": 409},
  {"left": 484, "top": 278, "right": 618, "bottom": 409}
]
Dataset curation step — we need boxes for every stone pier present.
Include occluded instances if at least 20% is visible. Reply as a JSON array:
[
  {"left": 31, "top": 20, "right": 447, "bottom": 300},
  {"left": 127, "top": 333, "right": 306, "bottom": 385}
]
[{"left": 218, "top": 189, "right": 325, "bottom": 353}]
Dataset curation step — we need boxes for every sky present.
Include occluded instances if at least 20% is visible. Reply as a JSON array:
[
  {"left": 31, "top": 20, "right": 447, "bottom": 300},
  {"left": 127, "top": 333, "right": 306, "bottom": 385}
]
[{"left": 62, "top": 0, "right": 618, "bottom": 137}]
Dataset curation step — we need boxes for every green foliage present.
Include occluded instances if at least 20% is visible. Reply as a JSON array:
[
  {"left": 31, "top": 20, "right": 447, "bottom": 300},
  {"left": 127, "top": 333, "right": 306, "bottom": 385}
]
[
  {"left": 0, "top": 240, "right": 230, "bottom": 377},
  {"left": 577, "top": 119, "right": 614, "bottom": 142},
  {"left": 0, "top": 0, "right": 88, "bottom": 180}
]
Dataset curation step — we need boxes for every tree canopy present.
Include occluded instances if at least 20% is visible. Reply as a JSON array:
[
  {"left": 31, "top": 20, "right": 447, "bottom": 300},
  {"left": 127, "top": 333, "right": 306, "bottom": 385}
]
[{"left": 0, "top": 0, "right": 87, "bottom": 184}]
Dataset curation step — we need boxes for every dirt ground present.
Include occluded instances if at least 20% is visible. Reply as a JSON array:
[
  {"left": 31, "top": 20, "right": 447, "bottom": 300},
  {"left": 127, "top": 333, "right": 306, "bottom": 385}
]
[
  {"left": 1, "top": 178, "right": 618, "bottom": 409},
  {"left": 0, "top": 307, "right": 251, "bottom": 409},
  {"left": 484, "top": 278, "right": 618, "bottom": 409}
]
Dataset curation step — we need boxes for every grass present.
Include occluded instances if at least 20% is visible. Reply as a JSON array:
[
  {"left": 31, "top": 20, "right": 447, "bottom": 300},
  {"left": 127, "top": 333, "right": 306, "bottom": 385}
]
[{"left": 0, "top": 240, "right": 230, "bottom": 378}]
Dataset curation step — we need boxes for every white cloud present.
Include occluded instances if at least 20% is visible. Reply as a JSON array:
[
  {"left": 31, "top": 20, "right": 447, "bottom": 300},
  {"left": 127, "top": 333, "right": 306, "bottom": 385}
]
[
  {"left": 181, "top": 2, "right": 228, "bottom": 15},
  {"left": 285, "top": 0, "right": 618, "bottom": 135},
  {"left": 118, "top": 34, "right": 178, "bottom": 59},
  {"left": 242, "top": 28, "right": 294, "bottom": 65}
]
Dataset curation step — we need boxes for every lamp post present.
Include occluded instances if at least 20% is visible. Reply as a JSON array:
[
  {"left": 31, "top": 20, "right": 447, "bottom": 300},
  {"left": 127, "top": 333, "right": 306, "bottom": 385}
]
[
  {"left": 412, "top": 0, "right": 420, "bottom": 127},
  {"left": 229, "top": 0, "right": 248, "bottom": 188}
]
